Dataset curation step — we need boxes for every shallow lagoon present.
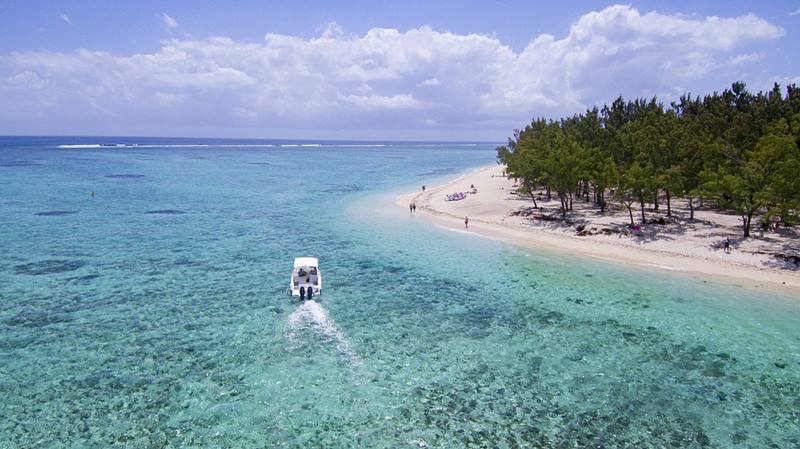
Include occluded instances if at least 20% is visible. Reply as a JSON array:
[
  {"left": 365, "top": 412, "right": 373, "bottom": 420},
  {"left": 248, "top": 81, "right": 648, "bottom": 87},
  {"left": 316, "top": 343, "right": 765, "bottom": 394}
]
[{"left": 1, "top": 137, "right": 798, "bottom": 448}]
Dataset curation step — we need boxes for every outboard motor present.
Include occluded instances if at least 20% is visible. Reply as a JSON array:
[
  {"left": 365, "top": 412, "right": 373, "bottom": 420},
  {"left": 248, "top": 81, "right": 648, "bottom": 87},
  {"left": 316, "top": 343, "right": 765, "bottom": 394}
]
[
  {"left": 307, "top": 287, "right": 314, "bottom": 300},
  {"left": 299, "top": 286, "right": 306, "bottom": 300}
]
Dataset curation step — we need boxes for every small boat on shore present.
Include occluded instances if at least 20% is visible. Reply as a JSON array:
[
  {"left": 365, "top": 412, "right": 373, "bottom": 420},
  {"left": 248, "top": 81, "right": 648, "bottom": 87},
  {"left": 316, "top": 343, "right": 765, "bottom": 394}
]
[{"left": 290, "top": 257, "right": 322, "bottom": 299}]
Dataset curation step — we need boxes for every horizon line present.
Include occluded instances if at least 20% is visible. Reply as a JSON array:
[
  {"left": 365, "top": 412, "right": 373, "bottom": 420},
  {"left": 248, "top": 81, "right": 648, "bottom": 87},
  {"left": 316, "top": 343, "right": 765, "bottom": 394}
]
[{"left": 0, "top": 133, "right": 504, "bottom": 145}]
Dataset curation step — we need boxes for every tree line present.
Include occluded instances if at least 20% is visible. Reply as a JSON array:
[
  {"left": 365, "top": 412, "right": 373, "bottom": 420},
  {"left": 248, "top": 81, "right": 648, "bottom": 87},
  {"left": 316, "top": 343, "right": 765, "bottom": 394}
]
[{"left": 496, "top": 82, "right": 800, "bottom": 238}]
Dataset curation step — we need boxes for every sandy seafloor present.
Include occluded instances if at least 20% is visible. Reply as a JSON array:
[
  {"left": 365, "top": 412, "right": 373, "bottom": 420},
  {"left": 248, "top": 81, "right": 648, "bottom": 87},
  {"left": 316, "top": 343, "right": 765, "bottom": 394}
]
[{"left": 0, "top": 136, "right": 798, "bottom": 448}]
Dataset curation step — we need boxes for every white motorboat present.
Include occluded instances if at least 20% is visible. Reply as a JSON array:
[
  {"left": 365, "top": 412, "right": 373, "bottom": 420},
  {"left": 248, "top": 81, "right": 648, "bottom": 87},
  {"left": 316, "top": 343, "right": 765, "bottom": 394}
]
[{"left": 290, "top": 257, "right": 322, "bottom": 299}]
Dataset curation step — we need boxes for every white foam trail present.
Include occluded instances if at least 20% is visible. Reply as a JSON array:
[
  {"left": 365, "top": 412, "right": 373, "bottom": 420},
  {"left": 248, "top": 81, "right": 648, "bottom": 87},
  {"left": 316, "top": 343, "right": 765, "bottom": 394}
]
[{"left": 285, "top": 300, "right": 361, "bottom": 366}]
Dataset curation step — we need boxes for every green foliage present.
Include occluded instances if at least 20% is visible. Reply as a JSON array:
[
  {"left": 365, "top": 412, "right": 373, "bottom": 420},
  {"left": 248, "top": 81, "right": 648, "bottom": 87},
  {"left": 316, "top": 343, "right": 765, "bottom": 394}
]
[{"left": 496, "top": 82, "right": 800, "bottom": 237}]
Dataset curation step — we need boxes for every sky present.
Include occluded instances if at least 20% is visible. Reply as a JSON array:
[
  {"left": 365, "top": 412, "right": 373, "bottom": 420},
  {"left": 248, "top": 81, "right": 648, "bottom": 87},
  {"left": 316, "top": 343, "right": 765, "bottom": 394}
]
[{"left": 1, "top": 1, "right": 798, "bottom": 141}]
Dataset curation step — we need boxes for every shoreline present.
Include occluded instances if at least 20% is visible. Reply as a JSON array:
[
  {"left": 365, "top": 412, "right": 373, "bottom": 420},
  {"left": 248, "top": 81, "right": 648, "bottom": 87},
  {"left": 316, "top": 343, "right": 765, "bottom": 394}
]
[{"left": 397, "top": 165, "right": 800, "bottom": 296}]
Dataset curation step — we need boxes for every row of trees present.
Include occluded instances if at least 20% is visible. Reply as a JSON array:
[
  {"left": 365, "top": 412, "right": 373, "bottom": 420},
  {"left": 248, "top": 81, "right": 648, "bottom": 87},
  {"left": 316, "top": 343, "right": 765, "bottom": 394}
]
[{"left": 497, "top": 82, "right": 800, "bottom": 238}]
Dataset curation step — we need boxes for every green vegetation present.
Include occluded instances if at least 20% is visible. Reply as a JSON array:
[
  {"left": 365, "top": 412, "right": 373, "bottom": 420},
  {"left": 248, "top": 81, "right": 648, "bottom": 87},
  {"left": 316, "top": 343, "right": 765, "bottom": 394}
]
[{"left": 497, "top": 82, "right": 800, "bottom": 238}]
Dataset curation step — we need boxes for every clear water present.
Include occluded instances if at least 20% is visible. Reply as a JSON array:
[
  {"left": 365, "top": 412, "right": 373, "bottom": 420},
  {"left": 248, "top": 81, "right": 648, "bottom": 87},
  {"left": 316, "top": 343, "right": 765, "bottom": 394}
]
[{"left": 1, "top": 136, "right": 798, "bottom": 448}]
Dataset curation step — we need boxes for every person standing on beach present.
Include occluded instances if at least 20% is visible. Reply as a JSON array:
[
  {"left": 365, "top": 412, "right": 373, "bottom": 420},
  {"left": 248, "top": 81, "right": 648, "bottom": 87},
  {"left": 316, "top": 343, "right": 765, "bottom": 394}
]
[
  {"left": 464, "top": 216, "right": 469, "bottom": 229},
  {"left": 724, "top": 237, "right": 730, "bottom": 253},
  {"left": 412, "top": 203, "right": 416, "bottom": 212},
  {"left": 409, "top": 203, "right": 413, "bottom": 213}
]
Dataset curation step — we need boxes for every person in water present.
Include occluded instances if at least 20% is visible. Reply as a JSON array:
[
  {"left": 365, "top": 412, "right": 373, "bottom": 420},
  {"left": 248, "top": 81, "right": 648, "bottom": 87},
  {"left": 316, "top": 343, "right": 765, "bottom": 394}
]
[
  {"left": 409, "top": 203, "right": 413, "bottom": 212},
  {"left": 464, "top": 216, "right": 469, "bottom": 228}
]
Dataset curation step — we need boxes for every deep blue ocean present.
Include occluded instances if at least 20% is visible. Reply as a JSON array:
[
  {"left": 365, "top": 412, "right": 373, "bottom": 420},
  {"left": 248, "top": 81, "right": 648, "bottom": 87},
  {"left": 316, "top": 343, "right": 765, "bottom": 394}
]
[{"left": 1, "top": 136, "right": 798, "bottom": 448}]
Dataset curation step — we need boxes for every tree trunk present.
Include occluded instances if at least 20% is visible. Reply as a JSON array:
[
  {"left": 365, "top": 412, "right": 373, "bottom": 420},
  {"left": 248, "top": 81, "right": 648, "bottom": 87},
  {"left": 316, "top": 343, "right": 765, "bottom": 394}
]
[
  {"left": 639, "top": 197, "right": 646, "bottom": 223},
  {"left": 665, "top": 190, "right": 671, "bottom": 217},
  {"left": 546, "top": 186, "right": 551, "bottom": 201},
  {"left": 569, "top": 192, "right": 573, "bottom": 211},
  {"left": 600, "top": 191, "right": 606, "bottom": 213},
  {"left": 688, "top": 197, "right": 694, "bottom": 221},
  {"left": 627, "top": 203, "right": 634, "bottom": 225},
  {"left": 653, "top": 190, "right": 659, "bottom": 211},
  {"left": 743, "top": 211, "right": 753, "bottom": 238},
  {"left": 560, "top": 196, "right": 567, "bottom": 219},
  {"left": 526, "top": 182, "right": 538, "bottom": 208}
]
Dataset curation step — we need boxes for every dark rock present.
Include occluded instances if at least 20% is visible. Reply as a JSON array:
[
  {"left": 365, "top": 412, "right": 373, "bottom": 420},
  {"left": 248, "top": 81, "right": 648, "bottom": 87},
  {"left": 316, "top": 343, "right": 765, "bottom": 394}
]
[
  {"left": 321, "top": 184, "right": 363, "bottom": 194},
  {"left": 703, "top": 361, "right": 725, "bottom": 378},
  {"left": 35, "top": 210, "right": 78, "bottom": 216},
  {"left": 104, "top": 174, "right": 144, "bottom": 178},
  {"left": 14, "top": 259, "right": 85, "bottom": 275},
  {"left": 0, "top": 160, "right": 41, "bottom": 167},
  {"left": 145, "top": 209, "right": 186, "bottom": 215}
]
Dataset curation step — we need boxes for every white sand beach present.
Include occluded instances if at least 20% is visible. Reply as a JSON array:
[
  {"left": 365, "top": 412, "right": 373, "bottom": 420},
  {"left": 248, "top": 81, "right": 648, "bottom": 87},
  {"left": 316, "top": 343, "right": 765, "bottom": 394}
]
[{"left": 398, "top": 164, "right": 800, "bottom": 294}]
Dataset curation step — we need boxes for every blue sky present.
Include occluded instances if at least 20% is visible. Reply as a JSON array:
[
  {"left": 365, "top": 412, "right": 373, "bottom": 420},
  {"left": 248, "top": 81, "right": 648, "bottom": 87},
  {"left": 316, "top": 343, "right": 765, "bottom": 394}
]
[{"left": 1, "top": 1, "right": 798, "bottom": 140}]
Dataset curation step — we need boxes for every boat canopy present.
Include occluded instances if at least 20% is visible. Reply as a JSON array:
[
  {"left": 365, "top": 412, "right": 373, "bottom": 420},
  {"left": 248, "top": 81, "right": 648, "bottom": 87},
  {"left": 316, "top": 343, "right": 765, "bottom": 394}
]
[{"left": 293, "top": 257, "right": 319, "bottom": 268}]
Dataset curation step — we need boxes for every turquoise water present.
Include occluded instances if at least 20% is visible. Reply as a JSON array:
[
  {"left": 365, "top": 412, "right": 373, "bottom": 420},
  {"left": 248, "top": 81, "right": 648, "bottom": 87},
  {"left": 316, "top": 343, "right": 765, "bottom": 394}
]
[{"left": 1, "top": 136, "right": 798, "bottom": 448}]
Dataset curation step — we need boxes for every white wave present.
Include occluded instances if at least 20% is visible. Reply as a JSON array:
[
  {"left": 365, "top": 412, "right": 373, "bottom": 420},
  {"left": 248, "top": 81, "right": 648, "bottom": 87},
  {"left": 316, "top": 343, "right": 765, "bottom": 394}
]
[
  {"left": 57, "top": 143, "right": 283, "bottom": 149},
  {"left": 414, "top": 143, "right": 482, "bottom": 147},
  {"left": 329, "top": 144, "right": 387, "bottom": 147},
  {"left": 285, "top": 300, "right": 361, "bottom": 366},
  {"left": 58, "top": 144, "right": 102, "bottom": 148},
  {"left": 57, "top": 142, "right": 487, "bottom": 150},
  {"left": 139, "top": 144, "right": 209, "bottom": 148}
]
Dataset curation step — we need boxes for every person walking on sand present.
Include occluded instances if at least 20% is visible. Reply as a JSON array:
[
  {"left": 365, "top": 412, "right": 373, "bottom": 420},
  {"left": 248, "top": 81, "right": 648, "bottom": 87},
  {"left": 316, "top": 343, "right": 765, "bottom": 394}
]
[
  {"left": 464, "top": 216, "right": 469, "bottom": 229},
  {"left": 724, "top": 237, "right": 730, "bottom": 253}
]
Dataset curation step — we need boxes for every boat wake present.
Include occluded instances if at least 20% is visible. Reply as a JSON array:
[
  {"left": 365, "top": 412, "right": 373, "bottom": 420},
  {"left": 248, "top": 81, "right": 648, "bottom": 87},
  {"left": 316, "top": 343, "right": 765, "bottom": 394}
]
[{"left": 285, "top": 300, "right": 361, "bottom": 367}]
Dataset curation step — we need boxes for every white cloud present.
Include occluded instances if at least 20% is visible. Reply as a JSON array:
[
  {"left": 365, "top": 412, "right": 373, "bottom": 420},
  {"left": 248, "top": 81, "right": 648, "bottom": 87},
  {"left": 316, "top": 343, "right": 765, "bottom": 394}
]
[
  {"left": 419, "top": 78, "right": 441, "bottom": 87},
  {"left": 729, "top": 52, "right": 763, "bottom": 65},
  {"left": 337, "top": 92, "right": 428, "bottom": 110},
  {"left": 0, "top": 5, "right": 789, "bottom": 139},
  {"left": 789, "top": 8, "right": 800, "bottom": 16},
  {"left": 59, "top": 13, "right": 73, "bottom": 26},
  {"left": 161, "top": 13, "right": 178, "bottom": 29}
]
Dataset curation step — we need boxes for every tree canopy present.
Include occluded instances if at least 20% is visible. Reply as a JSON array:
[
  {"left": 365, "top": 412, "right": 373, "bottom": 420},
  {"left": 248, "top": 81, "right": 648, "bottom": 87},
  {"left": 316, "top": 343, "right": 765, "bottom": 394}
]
[{"left": 497, "top": 82, "right": 800, "bottom": 238}]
